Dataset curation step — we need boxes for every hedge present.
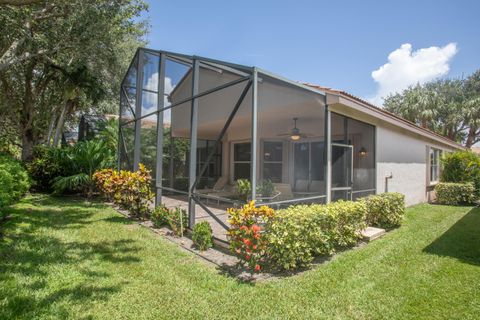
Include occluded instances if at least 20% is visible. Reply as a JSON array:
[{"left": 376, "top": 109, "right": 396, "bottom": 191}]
[
  {"left": 265, "top": 200, "right": 367, "bottom": 270},
  {"left": 441, "top": 151, "right": 480, "bottom": 196},
  {"left": 0, "top": 153, "right": 30, "bottom": 209},
  {"left": 435, "top": 182, "right": 476, "bottom": 205},
  {"left": 363, "top": 192, "right": 405, "bottom": 229}
]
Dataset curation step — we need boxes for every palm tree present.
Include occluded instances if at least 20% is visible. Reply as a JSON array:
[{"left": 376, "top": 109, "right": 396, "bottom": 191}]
[{"left": 52, "top": 139, "right": 114, "bottom": 197}]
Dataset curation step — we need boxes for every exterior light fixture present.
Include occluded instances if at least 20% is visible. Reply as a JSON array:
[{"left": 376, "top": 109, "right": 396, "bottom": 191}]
[{"left": 359, "top": 147, "right": 367, "bottom": 157}]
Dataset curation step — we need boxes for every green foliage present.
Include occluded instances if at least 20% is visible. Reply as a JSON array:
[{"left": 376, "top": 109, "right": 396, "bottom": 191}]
[
  {"left": 192, "top": 221, "right": 213, "bottom": 251},
  {"left": 0, "top": 0, "right": 148, "bottom": 160},
  {"left": 167, "top": 207, "right": 188, "bottom": 237},
  {"left": 151, "top": 205, "right": 169, "bottom": 228},
  {"left": 441, "top": 151, "right": 480, "bottom": 195},
  {"left": 235, "top": 179, "right": 251, "bottom": 201},
  {"left": 257, "top": 179, "right": 275, "bottom": 197},
  {"left": 363, "top": 192, "right": 406, "bottom": 228},
  {"left": 435, "top": 182, "right": 476, "bottom": 205},
  {"left": 383, "top": 72, "right": 480, "bottom": 147},
  {"left": 27, "top": 146, "right": 72, "bottom": 191},
  {"left": 265, "top": 201, "right": 367, "bottom": 270},
  {"left": 52, "top": 140, "right": 114, "bottom": 196},
  {"left": 0, "top": 153, "right": 30, "bottom": 209}
]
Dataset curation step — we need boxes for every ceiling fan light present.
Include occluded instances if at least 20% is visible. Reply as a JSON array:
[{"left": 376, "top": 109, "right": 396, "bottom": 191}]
[{"left": 291, "top": 134, "right": 301, "bottom": 141}]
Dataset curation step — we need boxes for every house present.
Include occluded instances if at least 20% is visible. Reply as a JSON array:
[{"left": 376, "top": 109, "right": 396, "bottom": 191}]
[{"left": 119, "top": 48, "right": 463, "bottom": 236}]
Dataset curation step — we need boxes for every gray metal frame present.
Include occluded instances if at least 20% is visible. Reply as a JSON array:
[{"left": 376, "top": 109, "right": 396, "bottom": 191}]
[{"left": 118, "top": 47, "right": 380, "bottom": 236}]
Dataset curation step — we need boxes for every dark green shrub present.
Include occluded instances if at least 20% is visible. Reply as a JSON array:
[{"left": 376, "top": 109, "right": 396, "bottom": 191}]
[
  {"left": 363, "top": 192, "right": 405, "bottom": 228},
  {"left": 435, "top": 182, "right": 476, "bottom": 205},
  {"left": 0, "top": 153, "right": 30, "bottom": 209},
  {"left": 151, "top": 205, "right": 170, "bottom": 227},
  {"left": 168, "top": 207, "right": 188, "bottom": 236},
  {"left": 192, "top": 221, "right": 213, "bottom": 251},
  {"left": 265, "top": 200, "right": 366, "bottom": 270},
  {"left": 27, "top": 146, "right": 71, "bottom": 191},
  {"left": 441, "top": 151, "right": 480, "bottom": 195}
]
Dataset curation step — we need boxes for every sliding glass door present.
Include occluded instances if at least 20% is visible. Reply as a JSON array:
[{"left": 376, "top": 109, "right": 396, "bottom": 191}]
[{"left": 293, "top": 141, "right": 325, "bottom": 195}]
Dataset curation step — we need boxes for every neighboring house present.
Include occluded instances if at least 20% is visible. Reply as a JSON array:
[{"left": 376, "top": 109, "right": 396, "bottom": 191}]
[{"left": 119, "top": 47, "right": 464, "bottom": 217}]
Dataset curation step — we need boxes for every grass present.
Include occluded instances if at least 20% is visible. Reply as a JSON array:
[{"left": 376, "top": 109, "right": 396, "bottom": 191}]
[{"left": 1, "top": 194, "right": 479, "bottom": 319}]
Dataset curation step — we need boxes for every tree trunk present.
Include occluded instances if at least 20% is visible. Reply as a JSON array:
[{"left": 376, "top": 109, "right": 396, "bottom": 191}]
[
  {"left": 52, "top": 99, "right": 73, "bottom": 147},
  {"left": 465, "top": 126, "right": 477, "bottom": 148},
  {"left": 20, "top": 62, "right": 35, "bottom": 161},
  {"left": 45, "top": 112, "right": 57, "bottom": 146}
]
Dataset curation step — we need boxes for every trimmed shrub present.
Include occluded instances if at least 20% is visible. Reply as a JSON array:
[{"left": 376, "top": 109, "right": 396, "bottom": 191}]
[
  {"left": 151, "top": 205, "right": 170, "bottom": 228},
  {"left": 93, "top": 164, "right": 154, "bottom": 219},
  {"left": 167, "top": 207, "right": 188, "bottom": 236},
  {"left": 435, "top": 182, "right": 476, "bottom": 205},
  {"left": 441, "top": 151, "right": 480, "bottom": 195},
  {"left": 363, "top": 192, "right": 405, "bottom": 228},
  {"left": 264, "top": 200, "right": 367, "bottom": 270},
  {"left": 192, "top": 221, "right": 213, "bottom": 251},
  {"left": 0, "top": 153, "right": 30, "bottom": 209},
  {"left": 227, "top": 201, "right": 275, "bottom": 273}
]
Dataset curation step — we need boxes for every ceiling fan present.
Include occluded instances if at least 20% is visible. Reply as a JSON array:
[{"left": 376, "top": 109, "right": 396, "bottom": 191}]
[{"left": 277, "top": 117, "right": 313, "bottom": 141}]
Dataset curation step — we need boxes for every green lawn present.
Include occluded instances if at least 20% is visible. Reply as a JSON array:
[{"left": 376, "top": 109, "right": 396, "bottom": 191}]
[{"left": 1, "top": 195, "right": 479, "bottom": 319}]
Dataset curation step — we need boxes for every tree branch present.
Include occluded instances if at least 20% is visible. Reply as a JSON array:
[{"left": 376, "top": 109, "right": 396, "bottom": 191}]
[{"left": 0, "top": 0, "right": 44, "bottom": 5}]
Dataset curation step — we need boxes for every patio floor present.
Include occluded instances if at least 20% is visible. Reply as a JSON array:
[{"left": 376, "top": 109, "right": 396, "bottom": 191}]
[{"left": 161, "top": 194, "right": 231, "bottom": 242}]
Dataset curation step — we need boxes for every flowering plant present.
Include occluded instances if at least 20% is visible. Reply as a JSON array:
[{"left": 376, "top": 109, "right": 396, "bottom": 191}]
[{"left": 227, "top": 201, "right": 275, "bottom": 272}]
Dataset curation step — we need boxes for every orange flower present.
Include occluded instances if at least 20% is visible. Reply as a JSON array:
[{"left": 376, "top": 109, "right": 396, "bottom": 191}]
[
  {"left": 251, "top": 224, "right": 261, "bottom": 233},
  {"left": 254, "top": 264, "right": 261, "bottom": 272}
]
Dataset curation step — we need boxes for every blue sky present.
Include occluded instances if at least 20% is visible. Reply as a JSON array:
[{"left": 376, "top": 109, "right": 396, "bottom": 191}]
[{"left": 141, "top": 0, "right": 479, "bottom": 105}]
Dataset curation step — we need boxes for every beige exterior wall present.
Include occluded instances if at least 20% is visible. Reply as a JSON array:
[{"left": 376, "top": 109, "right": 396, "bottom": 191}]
[{"left": 329, "top": 101, "right": 460, "bottom": 206}]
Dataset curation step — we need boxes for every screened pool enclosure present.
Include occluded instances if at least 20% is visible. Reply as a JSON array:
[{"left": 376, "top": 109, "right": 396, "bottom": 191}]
[{"left": 119, "top": 48, "right": 376, "bottom": 235}]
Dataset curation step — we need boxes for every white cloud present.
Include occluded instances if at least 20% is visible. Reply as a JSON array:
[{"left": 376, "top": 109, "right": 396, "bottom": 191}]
[
  {"left": 141, "top": 74, "right": 175, "bottom": 123},
  {"left": 369, "top": 43, "right": 458, "bottom": 106}
]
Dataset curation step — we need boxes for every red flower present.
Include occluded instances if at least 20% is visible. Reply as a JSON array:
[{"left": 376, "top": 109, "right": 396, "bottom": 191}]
[
  {"left": 243, "top": 238, "right": 251, "bottom": 246},
  {"left": 251, "top": 224, "right": 261, "bottom": 233},
  {"left": 245, "top": 255, "right": 251, "bottom": 261},
  {"left": 240, "top": 225, "right": 248, "bottom": 231},
  {"left": 254, "top": 264, "right": 261, "bottom": 272},
  {"left": 252, "top": 245, "right": 257, "bottom": 250}
]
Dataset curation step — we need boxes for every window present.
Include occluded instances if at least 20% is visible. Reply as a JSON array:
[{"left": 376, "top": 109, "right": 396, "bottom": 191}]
[
  {"left": 233, "top": 142, "right": 251, "bottom": 180},
  {"left": 263, "top": 141, "right": 283, "bottom": 183},
  {"left": 430, "top": 148, "right": 442, "bottom": 183}
]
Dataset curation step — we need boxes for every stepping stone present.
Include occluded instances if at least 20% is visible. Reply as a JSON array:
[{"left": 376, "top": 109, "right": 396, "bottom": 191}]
[{"left": 361, "top": 227, "right": 386, "bottom": 242}]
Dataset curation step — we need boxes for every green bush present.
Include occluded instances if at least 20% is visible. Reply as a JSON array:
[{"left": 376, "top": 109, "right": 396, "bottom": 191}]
[
  {"left": 27, "top": 146, "right": 71, "bottom": 191},
  {"left": 151, "top": 205, "right": 170, "bottom": 227},
  {"left": 435, "top": 182, "right": 476, "bottom": 205},
  {"left": 167, "top": 207, "right": 188, "bottom": 236},
  {"left": 441, "top": 151, "right": 480, "bottom": 195},
  {"left": 363, "top": 192, "right": 405, "bottom": 228},
  {"left": 192, "top": 221, "right": 213, "bottom": 251},
  {"left": 235, "top": 179, "right": 251, "bottom": 201},
  {"left": 265, "top": 200, "right": 366, "bottom": 270},
  {"left": 0, "top": 153, "right": 30, "bottom": 209}
]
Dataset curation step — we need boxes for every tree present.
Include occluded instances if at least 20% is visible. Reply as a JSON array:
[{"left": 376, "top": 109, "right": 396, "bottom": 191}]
[
  {"left": 383, "top": 72, "right": 480, "bottom": 147},
  {"left": 0, "top": 0, "right": 148, "bottom": 160}
]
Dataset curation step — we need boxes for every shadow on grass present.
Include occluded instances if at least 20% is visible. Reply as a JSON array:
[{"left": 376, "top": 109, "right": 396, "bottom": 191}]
[
  {"left": 0, "top": 195, "right": 141, "bottom": 318},
  {"left": 424, "top": 207, "right": 480, "bottom": 266}
]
